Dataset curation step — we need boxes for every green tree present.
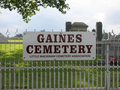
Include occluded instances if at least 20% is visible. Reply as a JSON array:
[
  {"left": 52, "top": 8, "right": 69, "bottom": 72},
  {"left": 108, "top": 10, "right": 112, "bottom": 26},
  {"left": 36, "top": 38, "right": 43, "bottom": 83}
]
[
  {"left": 0, "top": 0, "right": 70, "bottom": 23},
  {"left": 14, "top": 34, "right": 23, "bottom": 37}
]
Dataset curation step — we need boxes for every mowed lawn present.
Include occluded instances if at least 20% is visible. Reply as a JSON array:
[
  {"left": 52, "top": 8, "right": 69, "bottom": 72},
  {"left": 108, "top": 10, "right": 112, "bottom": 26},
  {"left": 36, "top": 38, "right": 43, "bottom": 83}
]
[{"left": 0, "top": 40, "right": 120, "bottom": 89}]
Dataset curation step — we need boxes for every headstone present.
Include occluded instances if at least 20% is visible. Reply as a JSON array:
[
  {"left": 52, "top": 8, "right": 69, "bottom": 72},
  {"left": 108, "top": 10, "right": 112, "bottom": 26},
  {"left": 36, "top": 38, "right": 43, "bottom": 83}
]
[
  {"left": 66, "top": 22, "right": 88, "bottom": 32},
  {"left": 96, "top": 22, "right": 102, "bottom": 41},
  {"left": 66, "top": 22, "right": 72, "bottom": 31},
  {"left": 108, "top": 32, "right": 114, "bottom": 40},
  {"left": 92, "top": 29, "right": 96, "bottom": 32},
  {"left": 71, "top": 22, "right": 88, "bottom": 32},
  {"left": 115, "top": 35, "right": 120, "bottom": 40},
  {"left": 96, "top": 22, "right": 103, "bottom": 58},
  {"left": 0, "top": 33, "right": 8, "bottom": 42},
  {"left": 40, "top": 30, "right": 45, "bottom": 32}
]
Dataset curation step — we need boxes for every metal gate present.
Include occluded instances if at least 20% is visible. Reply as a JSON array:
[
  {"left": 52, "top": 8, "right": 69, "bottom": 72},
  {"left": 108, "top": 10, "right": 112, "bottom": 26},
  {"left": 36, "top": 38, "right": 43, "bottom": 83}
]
[{"left": 0, "top": 32, "right": 120, "bottom": 90}]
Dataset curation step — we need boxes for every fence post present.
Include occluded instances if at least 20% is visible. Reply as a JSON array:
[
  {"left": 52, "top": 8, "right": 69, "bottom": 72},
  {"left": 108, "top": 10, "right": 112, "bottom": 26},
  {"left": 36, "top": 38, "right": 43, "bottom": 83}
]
[
  {"left": 106, "top": 44, "right": 110, "bottom": 90},
  {"left": 0, "top": 45, "right": 1, "bottom": 90},
  {"left": 0, "top": 69, "right": 1, "bottom": 90}
]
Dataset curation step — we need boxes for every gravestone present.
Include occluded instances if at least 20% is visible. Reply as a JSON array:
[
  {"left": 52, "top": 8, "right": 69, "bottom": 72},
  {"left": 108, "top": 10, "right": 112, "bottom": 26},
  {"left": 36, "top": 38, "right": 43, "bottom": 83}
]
[
  {"left": 99, "top": 33, "right": 120, "bottom": 64},
  {"left": 0, "top": 33, "right": 8, "bottom": 42},
  {"left": 66, "top": 22, "right": 88, "bottom": 32},
  {"left": 115, "top": 35, "right": 120, "bottom": 40},
  {"left": 108, "top": 34, "right": 120, "bottom": 58},
  {"left": 108, "top": 32, "right": 114, "bottom": 40},
  {"left": 96, "top": 22, "right": 102, "bottom": 41},
  {"left": 92, "top": 29, "right": 96, "bottom": 32},
  {"left": 71, "top": 22, "right": 88, "bottom": 31},
  {"left": 96, "top": 22, "right": 106, "bottom": 64},
  {"left": 66, "top": 22, "right": 72, "bottom": 31},
  {"left": 96, "top": 22, "right": 104, "bottom": 58}
]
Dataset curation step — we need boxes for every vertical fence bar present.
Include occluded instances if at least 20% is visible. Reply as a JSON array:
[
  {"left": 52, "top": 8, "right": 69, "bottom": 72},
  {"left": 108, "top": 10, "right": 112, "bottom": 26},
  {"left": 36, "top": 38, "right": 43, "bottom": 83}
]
[
  {"left": 36, "top": 61, "right": 38, "bottom": 90},
  {"left": 0, "top": 67, "right": 2, "bottom": 90},
  {"left": 0, "top": 63, "right": 2, "bottom": 90},
  {"left": 27, "top": 61, "right": 29, "bottom": 90},
  {"left": 45, "top": 61, "right": 47, "bottom": 90},
  {"left": 92, "top": 60, "right": 94, "bottom": 89},
  {"left": 79, "top": 61, "right": 81, "bottom": 89},
  {"left": 117, "top": 42, "right": 119, "bottom": 90},
  {"left": 18, "top": 36, "right": 20, "bottom": 90},
  {"left": 23, "top": 33, "right": 25, "bottom": 90},
  {"left": 9, "top": 67, "right": 11, "bottom": 90},
  {"left": 67, "top": 60, "right": 68, "bottom": 89},
  {"left": 106, "top": 44, "right": 109, "bottom": 90},
  {"left": 49, "top": 61, "right": 51, "bottom": 90},
  {"left": 18, "top": 35, "right": 21, "bottom": 89},
  {"left": 75, "top": 61, "right": 77, "bottom": 89},
  {"left": 32, "top": 61, "right": 33, "bottom": 90},
  {"left": 88, "top": 61, "right": 90, "bottom": 89},
  {"left": 0, "top": 43, "right": 2, "bottom": 90},
  {"left": 14, "top": 37, "right": 16, "bottom": 90},
  {"left": 9, "top": 38, "right": 11, "bottom": 90},
  {"left": 113, "top": 61, "right": 115, "bottom": 88},
  {"left": 96, "top": 37, "right": 98, "bottom": 90},
  {"left": 96, "top": 59, "right": 98, "bottom": 89},
  {"left": 23, "top": 61, "right": 25, "bottom": 90},
  {"left": 14, "top": 62, "right": 16, "bottom": 90},
  {"left": 113, "top": 40, "right": 115, "bottom": 89},
  {"left": 54, "top": 60, "right": 56, "bottom": 89},
  {"left": 58, "top": 61, "right": 60, "bottom": 89},
  {"left": 71, "top": 61, "right": 73, "bottom": 89},
  {"left": 117, "top": 60, "right": 119, "bottom": 90},
  {"left": 18, "top": 63, "right": 20, "bottom": 90},
  {"left": 5, "top": 65, "right": 6, "bottom": 90},
  {"left": 41, "top": 61, "right": 42, "bottom": 90},
  {"left": 101, "top": 58, "right": 103, "bottom": 89},
  {"left": 4, "top": 43, "right": 6, "bottom": 90},
  {"left": 5, "top": 30, "right": 9, "bottom": 89},
  {"left": 84, "top": 60, "right": 85, "bottom": 89},
  {"left": 62, "top": 61, "right": 64, "bottom": 89}
]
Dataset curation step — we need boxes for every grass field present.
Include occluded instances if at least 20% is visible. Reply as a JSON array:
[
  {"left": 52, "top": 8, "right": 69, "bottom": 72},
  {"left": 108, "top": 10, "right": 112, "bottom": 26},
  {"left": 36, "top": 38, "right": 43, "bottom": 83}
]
[{"left": 0, "top": 40, "right": 120, "bottom": 89}]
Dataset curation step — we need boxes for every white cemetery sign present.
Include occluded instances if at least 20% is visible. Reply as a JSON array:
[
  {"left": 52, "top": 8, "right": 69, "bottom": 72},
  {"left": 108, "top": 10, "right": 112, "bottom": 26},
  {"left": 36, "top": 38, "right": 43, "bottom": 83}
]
[{"left": 23, "top": 32, "right": 96, "bottom": 60}]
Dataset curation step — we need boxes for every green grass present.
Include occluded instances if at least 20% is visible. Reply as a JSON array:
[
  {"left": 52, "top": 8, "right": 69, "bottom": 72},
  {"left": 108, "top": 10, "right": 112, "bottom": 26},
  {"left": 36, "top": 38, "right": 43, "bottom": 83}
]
[
  {"left": 8, "top": 40, "right": 23, "bottom": 42},
  {"left": 0, "top": 40, "right": 120, "bottom": 89}
]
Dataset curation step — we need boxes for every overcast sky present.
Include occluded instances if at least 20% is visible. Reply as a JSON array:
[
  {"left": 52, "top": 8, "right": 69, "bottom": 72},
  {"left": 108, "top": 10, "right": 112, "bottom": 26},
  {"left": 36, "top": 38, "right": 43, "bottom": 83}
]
[{"left": 0, "top": 0, "right": 120, "bottom": 36}]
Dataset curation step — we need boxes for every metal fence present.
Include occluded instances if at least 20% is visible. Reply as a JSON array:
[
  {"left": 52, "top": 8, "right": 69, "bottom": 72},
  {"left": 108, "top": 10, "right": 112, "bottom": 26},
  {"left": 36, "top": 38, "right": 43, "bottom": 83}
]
[{"left": 0, "top": 32, "right": 120, "bottom": 90}]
